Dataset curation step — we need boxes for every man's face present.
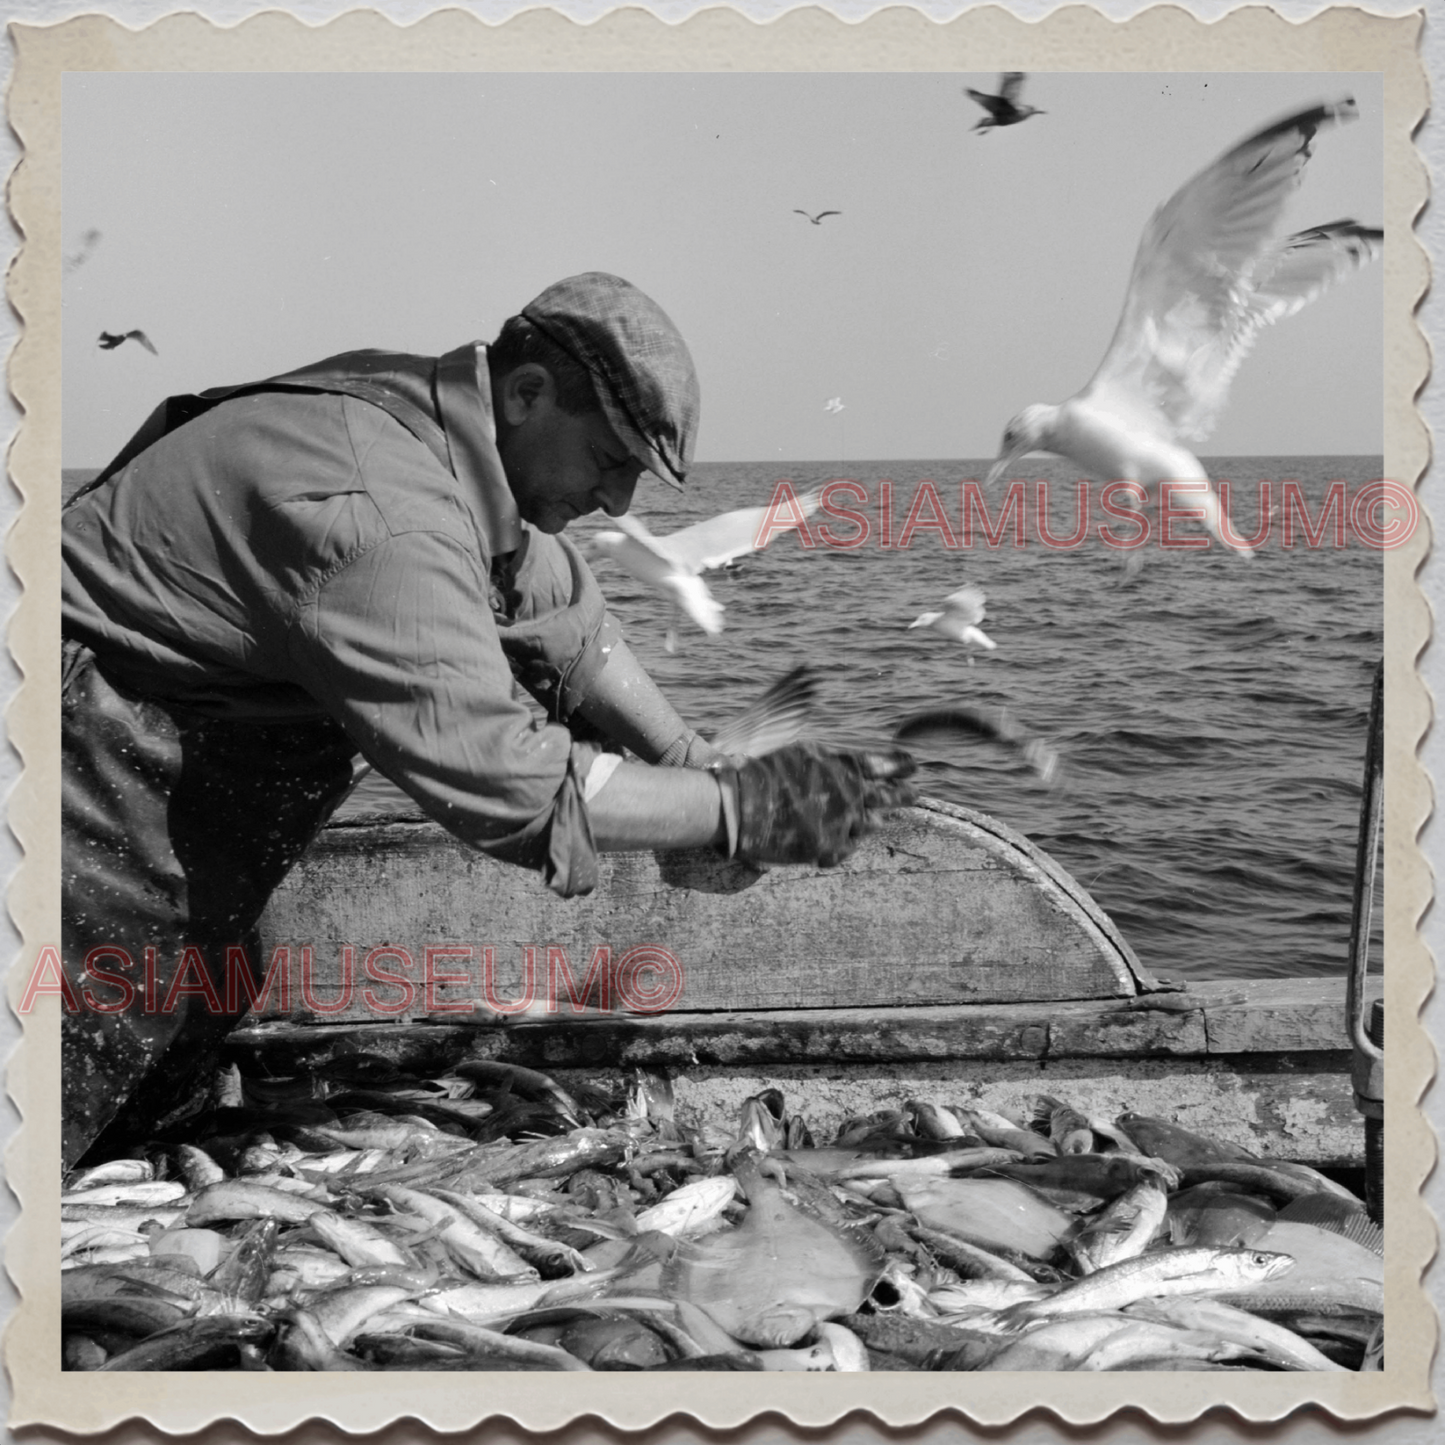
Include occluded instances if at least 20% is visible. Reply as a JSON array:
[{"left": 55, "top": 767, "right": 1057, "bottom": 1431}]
[{"left": 493, "top": 364, "right": 645, "bottom": 534}]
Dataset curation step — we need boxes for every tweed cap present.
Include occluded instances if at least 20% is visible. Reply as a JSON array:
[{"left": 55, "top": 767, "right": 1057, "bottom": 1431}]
[{"left": 521, "top": 273, "right": 699, "bottom": 489}]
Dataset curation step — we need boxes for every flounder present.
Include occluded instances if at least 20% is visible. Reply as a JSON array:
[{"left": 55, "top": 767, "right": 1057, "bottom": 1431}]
[
  {"left": 898, "top": 1176, "right": 1076, "bottom": 1261},
  {"left": 663, "top": 1150, "right": 884, "bottom": 1347}
]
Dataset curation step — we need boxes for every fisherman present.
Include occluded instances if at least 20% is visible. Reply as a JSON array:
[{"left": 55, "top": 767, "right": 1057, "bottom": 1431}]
[{"left": 61, "top": 271, "right": 914, "bottom": 1168}]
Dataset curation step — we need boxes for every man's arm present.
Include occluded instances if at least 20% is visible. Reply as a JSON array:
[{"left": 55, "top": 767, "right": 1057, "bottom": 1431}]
[
  {"left": 571, "top": 636, "right": 721, "bottom": 766},
  {"left": 586, "top": 759, "right": 728, "bottom": 850}
]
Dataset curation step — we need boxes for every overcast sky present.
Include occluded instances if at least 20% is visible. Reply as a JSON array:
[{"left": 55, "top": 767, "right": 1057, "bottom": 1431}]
[{"left": 61, "top": 70, "right": 1383, "bottom": 470}]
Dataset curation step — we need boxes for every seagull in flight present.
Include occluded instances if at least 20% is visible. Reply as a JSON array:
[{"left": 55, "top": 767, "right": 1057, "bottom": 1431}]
[
  {"left": 591, "top": 489, "right": 823, "bottom": 650},
  {"left": 794, "top": 209, "right": 842, "bottom": 226},
  {"left": 824, "top": 397, "right": 845, "bottom": 414},
  {"left": 965, "top": 74, "right": 1044, "bottom": 133},
  {"left": 907, "top": 585, "right": 996, "bottom": 652},
  {"left": 984, "top": 98, "right": 1383, "bottom": 555},
  {"left": 98, "top": 330, "right": 158, "bottom": 355},
  {"left": 64, "top": 228, "right": 102, "bottom": 274}
]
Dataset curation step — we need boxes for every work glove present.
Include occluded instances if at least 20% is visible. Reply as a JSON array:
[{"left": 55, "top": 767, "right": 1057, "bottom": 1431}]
[{"left": 716, "top": 743, "right": 917, "bottom": 868}]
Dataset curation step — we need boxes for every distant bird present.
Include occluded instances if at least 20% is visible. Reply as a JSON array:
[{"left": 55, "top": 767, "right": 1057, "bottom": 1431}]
[
  {"left": 894, "top": 704, "right": 1060, "bottom": 785},
  {"left": 908, "top": 585, "right": 996, "bottom": 652},
  {"left": 965, "top": 73, "right": 1044, "bottom": 132},
  {"left": 985, "top": 98, "right": 1383, "bottom": 555},
  {"left": 591, "top": 490, "right": 823, "bottom": 650},
  {"left": 64, "top": 228, "right": 102, "bottom": 274},
  {"left": 824, "top": 397, "right": 845, "bottom": 414},
  {"left": 794, "top": 209, "right": 842, "bottom": 225},
  {"left": 98, "top": 330, "right": 158, "bottom": 355}
]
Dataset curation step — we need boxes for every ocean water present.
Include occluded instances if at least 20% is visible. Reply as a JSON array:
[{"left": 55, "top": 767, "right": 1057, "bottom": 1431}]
[
  {"left": 62, "top": 457, "right": 1385, "bottom": 983},
  {"left": 572, "top": 456, "right": 1386, "bottom": 984}
]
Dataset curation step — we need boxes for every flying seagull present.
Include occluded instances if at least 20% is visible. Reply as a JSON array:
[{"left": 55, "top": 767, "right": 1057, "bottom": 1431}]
[
  {"left": 794, "top": 209, "right": 842, "bottom": 225},
  {"left": 64, "top": 228, "right": 102, "bottom": 274},
  {"left": 591, "top": 490, "right": 823, "bottom": 650},
  {"left": 824, "top": 397, "right": 845, "bottom": 414},
  {"left": 965, "top": 73, "right": 1044, "bottom": 133},
  {"left": 985, "top": 98, "right": 1383, "bottom": 555},
  {"left": 98, "top": 330, "right": 158, "bottom": 355},
  {"left": 907, "top": 585, "right": 996, "bottom": 653}
]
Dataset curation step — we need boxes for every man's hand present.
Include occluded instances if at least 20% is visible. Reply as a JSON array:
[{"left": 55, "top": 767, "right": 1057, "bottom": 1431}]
[{"left": 720, "top": 744, "right": 917, "bottom": 868}]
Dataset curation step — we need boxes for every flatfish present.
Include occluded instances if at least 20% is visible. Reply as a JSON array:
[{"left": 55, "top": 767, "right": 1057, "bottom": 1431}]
[
  {"left": 664, "top": 1150, "right": 884, "bottom": 1347},
  {"left": 898, "top": 1176, "right": 1076, "bottom": 1261},
  {"left": 1167, "top": 1186, "right": 1276, "bottom": 1249},
  {"left": 1214, "top": 1220, "right": 1383, "bottom": 1317},
  {"left": 1276, "top": 1193, "right": 1383, "bottom": 1256}
]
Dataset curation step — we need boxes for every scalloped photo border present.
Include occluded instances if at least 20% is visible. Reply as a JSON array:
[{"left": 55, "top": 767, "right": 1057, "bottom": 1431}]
[{"left": 3, "top": 3, "right": 1432, "bottom": 1433}]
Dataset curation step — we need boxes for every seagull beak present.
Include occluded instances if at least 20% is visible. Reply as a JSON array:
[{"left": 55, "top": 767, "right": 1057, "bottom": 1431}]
[{"left": 984, "top": 444, "right": 1029, "bottom": 490}]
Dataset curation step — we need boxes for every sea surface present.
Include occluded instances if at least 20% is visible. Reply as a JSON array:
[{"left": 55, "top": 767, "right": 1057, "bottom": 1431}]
[{"left": 63, "top": 456, "right": 1385, "bottom": 983}]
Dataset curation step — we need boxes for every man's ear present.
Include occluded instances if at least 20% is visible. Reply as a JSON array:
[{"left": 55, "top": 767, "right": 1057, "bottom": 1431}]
[{"left": 498, "top": 363, "right": 555, "bottom": 426}]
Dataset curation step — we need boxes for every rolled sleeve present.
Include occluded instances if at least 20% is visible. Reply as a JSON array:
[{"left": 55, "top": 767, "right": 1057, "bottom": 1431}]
[{"left": 289, "top": 529, "right": 601, "bottom": 895}]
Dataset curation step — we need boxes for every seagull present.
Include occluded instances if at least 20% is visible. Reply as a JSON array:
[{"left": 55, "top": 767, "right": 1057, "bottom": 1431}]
[
  {"left": 794, "top": 209, "right": 842, "bottom": 225},
  {"left": 98, "top": 330, "right": 158, "bottom": 355},
  {"left": 64, "top": 228, "right": 102, "bottom": 274},
  {"left": 965, "top": 74, "right": 1044, "bottom": 133},
  {"left": 824, "top": 397, "right": 845, "bottom": 414},
  {"left": 591, "top": 489, "right": 823, "bottom": 650},
  {"left": 907, "top": 585, "right": 996, "bottom": 652},
  {"left": 984, "top": 98, "right": 1383, "bottom": 555},
  {"left": 894, "top": 704, "right": 1060, "bottom": 785}
]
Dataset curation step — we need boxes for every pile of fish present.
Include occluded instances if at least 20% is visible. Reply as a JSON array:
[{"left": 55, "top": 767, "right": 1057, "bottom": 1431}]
[{"left": 61, "top": 1064, "right": 1384, "bottom": 1372}]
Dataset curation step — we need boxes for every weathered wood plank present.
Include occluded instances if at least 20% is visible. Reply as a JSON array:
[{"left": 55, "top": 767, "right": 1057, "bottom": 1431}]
[
  {"left": 228, "top": 977, "right": 1359, "bottom": 1070},
  {"left": 1194, "top": 975, "right": 1376, "bottom": 1054},
  {"left": 256, "top": 798, "right": 1149, "bottom": 1014}
]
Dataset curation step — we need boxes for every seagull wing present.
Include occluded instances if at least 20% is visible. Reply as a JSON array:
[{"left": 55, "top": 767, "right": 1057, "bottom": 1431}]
[
  {"left": 593, "top": 518, "right": 723, "bottom": 636},
  {"left": 608, "top": 511, "right": 689, "bottom": 569},
  {"left": 710, "top": 666, "right": 819, "bottom": 758},
  {"left": 941, "top": 585, "right": 987, "bottom": 625},
  {"left": 999, "top": 72, "right": 1026, "bottom": 104},
  {"left": 1249, "top": 220, "right": 1383, "bottom": 327},
  {"left": 127, "top": 330, "right": 159, "bottom": 356},
  {"left": 1081, "top": 98, "right": 1365, "bottom": 443},
  {"left": 815, "top": 211, "right": 842, "bottom": 221},
  {"left": 590, "top": 526, "right": 681, "bottom": 592},
  {"left": 965, "top": 87, "right": 1006, "bottom": 119},
  {"left": 664, "top": 489, "right": 823, "bottom": 573},
  {"left": 64, "top": 228, "right": 102, "bottom": 274}
]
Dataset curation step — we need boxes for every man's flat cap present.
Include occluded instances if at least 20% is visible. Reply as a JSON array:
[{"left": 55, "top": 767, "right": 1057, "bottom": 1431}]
[{"left": 521, "top": 272, "right": 699, "bottom": 489}]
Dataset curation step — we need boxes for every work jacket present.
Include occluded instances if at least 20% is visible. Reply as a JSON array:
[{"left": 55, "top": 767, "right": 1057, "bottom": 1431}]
[{"left": 60, "top": 345, "right": 617, "bottom": 1166}]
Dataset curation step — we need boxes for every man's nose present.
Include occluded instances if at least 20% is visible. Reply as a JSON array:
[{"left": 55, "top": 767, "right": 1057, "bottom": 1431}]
[{"left": 595, "top": 469, "right": 641, "bottom": 517}]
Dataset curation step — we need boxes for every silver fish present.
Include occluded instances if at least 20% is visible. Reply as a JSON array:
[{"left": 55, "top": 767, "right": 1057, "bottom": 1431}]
[
  {"left": 1004, "top": 1246, "right": 1296, "bottom": 1323},
  {"left": 1071, "top": 1177, "right": 1169, "bottom": 1274}
]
